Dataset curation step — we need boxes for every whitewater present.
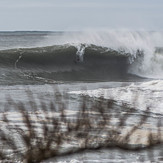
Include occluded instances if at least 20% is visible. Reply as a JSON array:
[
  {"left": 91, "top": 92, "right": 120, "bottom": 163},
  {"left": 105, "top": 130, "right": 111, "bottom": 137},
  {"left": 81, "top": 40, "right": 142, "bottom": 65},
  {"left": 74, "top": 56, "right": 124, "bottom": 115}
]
[{"left": 70, "top": 80, "right": 163, "bottom": 114}]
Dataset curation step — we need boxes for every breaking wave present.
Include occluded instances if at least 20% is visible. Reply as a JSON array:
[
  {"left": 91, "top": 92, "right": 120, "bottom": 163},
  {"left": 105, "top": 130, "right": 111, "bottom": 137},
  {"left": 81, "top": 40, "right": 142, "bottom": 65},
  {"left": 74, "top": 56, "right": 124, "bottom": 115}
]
[
  {"left": 44, "top": 30, "right": 163, "bottom": 79},
  {"left": 0, "top": 44, "right": 130, "bottom": 69},
  {"left": 0, "top": 31, "right": 163, "bottom": 84},
  {"left": 0, "top": 44, "right": 131, "bottom": 84}
]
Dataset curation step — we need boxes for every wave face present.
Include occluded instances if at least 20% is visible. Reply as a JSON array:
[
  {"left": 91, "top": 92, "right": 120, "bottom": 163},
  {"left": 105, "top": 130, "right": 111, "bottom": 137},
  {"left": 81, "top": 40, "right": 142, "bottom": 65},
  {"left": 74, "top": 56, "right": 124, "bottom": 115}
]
[
  {"left": 0, "top": 31, "right": 163, "bottom": 84},
  {"left": 0, "top": 45, "right": 131, "bottom": 84}
]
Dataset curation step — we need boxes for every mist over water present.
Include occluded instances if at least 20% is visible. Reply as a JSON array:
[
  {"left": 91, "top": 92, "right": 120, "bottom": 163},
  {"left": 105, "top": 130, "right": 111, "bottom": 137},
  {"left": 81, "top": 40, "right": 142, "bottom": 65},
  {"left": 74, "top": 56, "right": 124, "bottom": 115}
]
[{"left": 40, "top": 30, "right": 163, "bottom": 78}]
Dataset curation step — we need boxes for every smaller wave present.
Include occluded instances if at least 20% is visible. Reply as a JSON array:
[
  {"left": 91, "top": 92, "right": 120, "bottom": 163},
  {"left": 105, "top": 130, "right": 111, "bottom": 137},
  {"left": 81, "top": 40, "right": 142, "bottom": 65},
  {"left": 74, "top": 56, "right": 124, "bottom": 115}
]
[{"left": 69, "top": 80, "right": 163, "bottom": 115}]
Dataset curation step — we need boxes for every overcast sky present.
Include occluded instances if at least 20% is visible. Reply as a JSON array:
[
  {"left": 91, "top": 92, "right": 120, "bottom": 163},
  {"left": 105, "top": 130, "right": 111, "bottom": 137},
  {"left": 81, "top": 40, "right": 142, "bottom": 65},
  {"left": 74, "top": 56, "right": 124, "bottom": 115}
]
[{"left": 0, "top": 0, "right": 163, "bottom": 31}]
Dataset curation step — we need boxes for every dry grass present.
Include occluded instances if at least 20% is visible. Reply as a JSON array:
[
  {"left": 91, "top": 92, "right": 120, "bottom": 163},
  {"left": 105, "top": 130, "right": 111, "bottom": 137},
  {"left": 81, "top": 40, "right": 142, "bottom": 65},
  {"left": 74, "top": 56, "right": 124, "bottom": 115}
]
[{"left": 0, "top": 89, "right": 162, "bottom": 162}]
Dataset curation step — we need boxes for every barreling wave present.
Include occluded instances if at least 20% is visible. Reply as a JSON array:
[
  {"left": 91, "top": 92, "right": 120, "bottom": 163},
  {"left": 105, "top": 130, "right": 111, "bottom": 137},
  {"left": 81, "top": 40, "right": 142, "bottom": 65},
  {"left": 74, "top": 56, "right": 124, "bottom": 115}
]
[
  {"left": 0, "top": 44, "right": 130, "bottom": 84},
  {"left": 0, "top": 44, "right": 129, "bottom": 67},
  {"left": 0, "top": 43, "right": 162, "bottom": 84}
]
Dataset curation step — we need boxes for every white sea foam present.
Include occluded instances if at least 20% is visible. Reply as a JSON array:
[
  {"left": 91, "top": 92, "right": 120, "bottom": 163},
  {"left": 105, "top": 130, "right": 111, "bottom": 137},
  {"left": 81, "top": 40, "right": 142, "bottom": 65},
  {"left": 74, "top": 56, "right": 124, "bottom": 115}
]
[
  {"left": 69, "top": 80, "right": 163, "bottom": 114},
  {"left": 76, "top": 44, "right": 87, "bottom": 62}
]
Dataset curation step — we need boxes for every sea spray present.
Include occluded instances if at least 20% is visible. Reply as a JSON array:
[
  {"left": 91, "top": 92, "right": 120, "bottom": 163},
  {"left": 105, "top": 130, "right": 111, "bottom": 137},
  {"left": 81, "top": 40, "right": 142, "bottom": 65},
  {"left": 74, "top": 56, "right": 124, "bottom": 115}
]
[
  {"left": 44, "top": 30, "right": 163, "bottom": 78},
  {"left": 75, "top": 44, "right": 87, "bottom": 62}
]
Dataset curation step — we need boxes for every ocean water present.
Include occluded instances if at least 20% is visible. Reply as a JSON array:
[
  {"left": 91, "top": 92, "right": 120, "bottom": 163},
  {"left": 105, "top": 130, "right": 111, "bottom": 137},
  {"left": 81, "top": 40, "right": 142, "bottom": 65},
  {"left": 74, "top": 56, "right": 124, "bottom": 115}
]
[
  {"left": 0, "top": 31, "right": 163, "bottom": 112},
  {"left": 0, "top": 31, "right": 163, "bottom": 162}
]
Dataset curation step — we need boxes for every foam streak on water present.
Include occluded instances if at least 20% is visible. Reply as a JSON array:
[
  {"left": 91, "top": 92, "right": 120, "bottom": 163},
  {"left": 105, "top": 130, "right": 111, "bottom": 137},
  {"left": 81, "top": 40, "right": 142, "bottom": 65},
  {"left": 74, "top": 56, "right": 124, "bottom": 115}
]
[{"left": 69, "top": 80, "right": 163, "bottom": 114}]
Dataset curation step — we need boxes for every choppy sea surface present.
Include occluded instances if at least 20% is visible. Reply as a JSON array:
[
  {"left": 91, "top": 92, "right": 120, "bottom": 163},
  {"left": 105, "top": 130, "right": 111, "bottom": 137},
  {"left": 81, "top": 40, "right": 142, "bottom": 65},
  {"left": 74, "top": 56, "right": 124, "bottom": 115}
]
[{"left": 0, "top": 31, "right": 163, "bottom": 162}]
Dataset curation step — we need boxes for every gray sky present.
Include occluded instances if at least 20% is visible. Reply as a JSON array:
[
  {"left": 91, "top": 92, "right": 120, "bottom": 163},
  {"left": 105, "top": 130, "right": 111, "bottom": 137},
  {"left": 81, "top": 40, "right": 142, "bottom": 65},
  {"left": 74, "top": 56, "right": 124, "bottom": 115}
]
[{"left": 0, "top": 0, "right": 163, "bottom": 31}]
